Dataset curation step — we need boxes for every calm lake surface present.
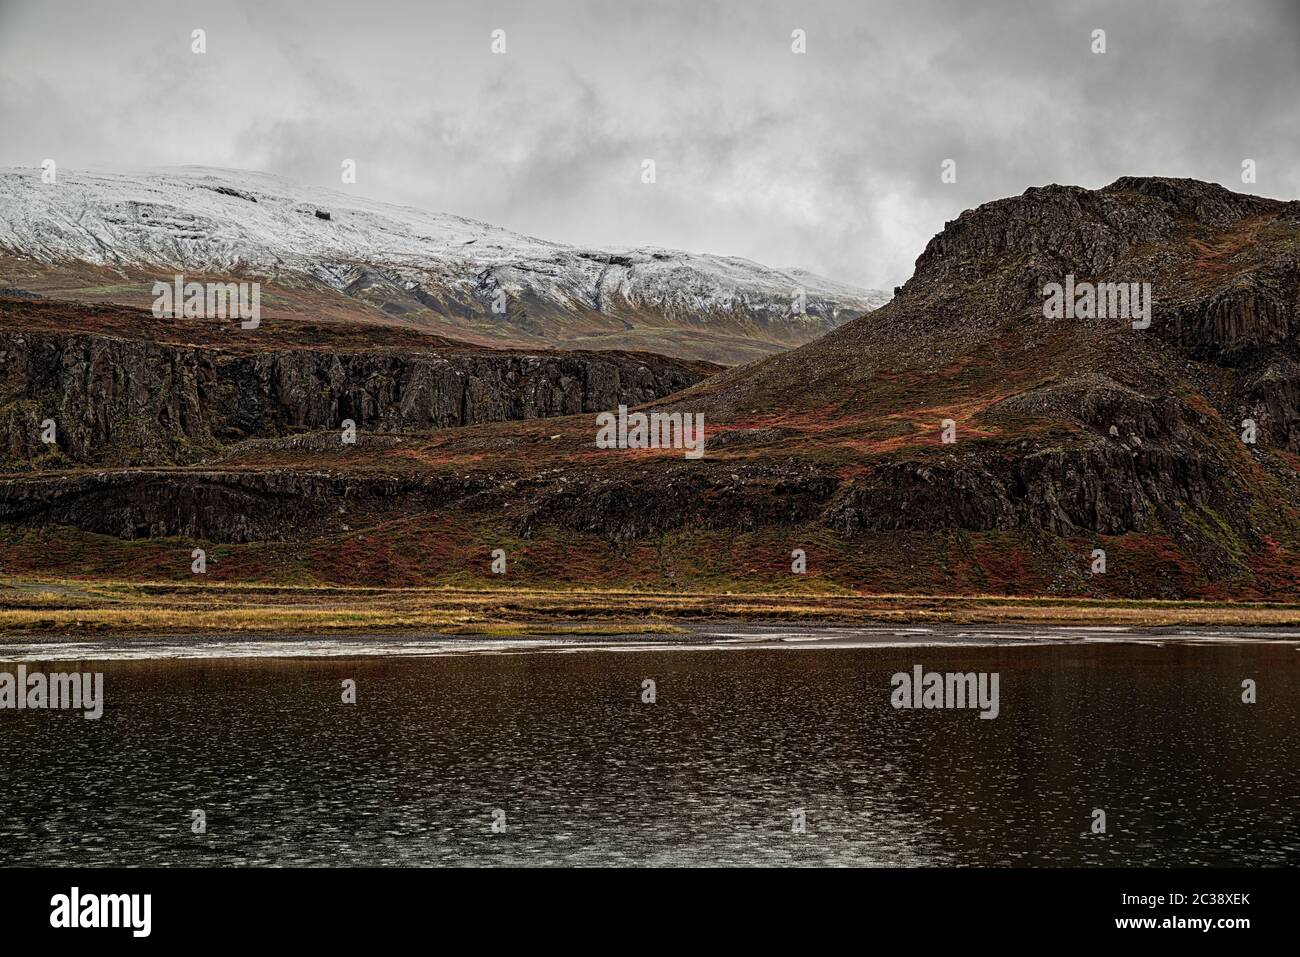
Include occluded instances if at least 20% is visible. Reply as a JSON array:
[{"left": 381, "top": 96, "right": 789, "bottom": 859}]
[{"left": 1, "top": 625, "right": 1298, "bottom": 866}]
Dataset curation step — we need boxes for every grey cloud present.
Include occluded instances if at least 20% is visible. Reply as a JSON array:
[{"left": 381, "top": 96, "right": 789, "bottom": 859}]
[{"left": 1, "top": 0, "right": 1297, "bottom": 289}]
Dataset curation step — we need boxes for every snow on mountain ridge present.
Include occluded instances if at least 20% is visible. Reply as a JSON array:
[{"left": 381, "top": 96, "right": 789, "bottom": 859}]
[{"left": 0, "top": 166, "right": 888, "bottom": 319}]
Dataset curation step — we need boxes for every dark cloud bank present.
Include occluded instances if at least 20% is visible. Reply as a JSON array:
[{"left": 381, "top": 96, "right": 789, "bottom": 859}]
[{"left": 1, "top": 0, "right": 1297, "bottom": 288}]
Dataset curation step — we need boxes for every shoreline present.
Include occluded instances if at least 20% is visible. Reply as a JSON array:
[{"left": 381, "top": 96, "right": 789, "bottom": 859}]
[
  {"left": 1, "top": 621, "right": 1298, "bottom": 662},
  {"left": 5, "top": 578, "right": 1300, "bottom": 643},
  {"left": 2, "top": 600, "right": 1300, "bottom": 660}
]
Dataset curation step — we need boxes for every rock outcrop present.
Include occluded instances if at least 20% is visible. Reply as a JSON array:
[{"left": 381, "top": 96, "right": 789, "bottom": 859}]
[{"left": 0, "top": 300, "right": 714, "bottom": 467}]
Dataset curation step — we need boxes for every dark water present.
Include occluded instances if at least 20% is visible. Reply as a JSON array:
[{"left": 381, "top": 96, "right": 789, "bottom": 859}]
[{"left": 1, "top": 637, "right": 1298, "bottom": 866}]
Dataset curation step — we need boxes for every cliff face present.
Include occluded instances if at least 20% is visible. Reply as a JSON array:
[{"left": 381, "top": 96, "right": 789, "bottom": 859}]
[
  {"left": 0, "top": 468, "right": 483, "bottom": 542},
  {"left": 0, "top": 301, "right": 713, "bottom": 467}
]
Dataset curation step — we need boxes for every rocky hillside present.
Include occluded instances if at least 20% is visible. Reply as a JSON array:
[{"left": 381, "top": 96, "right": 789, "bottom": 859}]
[
  {"left": 4, "top": 177, "right": 1299, "bottom": 601},
  {"left": 0, "top": 167, "right": 888, "bottom": 364},
  {"left": 0, "top": 296, "right": 715, "bottom": 468}
]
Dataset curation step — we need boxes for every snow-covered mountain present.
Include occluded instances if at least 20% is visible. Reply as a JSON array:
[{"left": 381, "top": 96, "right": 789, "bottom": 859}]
[{"left": 0, "top": 167, "right": 888, "bottom": 363}]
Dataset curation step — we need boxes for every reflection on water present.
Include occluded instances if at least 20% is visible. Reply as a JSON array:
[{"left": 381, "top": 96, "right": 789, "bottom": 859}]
[{"left": 1, "top": 640, "right": 1297, "bottom": 866}]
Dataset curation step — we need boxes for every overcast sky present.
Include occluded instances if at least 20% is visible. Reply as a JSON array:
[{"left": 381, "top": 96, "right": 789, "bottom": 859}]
[{"left": 2, "top": 0, "right": 1297, "bottom": 289}]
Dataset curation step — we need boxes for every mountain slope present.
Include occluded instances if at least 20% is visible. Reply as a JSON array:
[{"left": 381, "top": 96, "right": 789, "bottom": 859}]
[
  {"left": 5, "top": 176, "right": 1299, "bottom": 601},
  {"left": 0, "top": 167, "right": 888, "bottom": 364}
]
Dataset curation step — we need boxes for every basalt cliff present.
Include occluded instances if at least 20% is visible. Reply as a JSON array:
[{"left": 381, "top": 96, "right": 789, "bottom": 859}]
[{"left": 0, "top": 298, "right": 714, "bottom": 468}]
